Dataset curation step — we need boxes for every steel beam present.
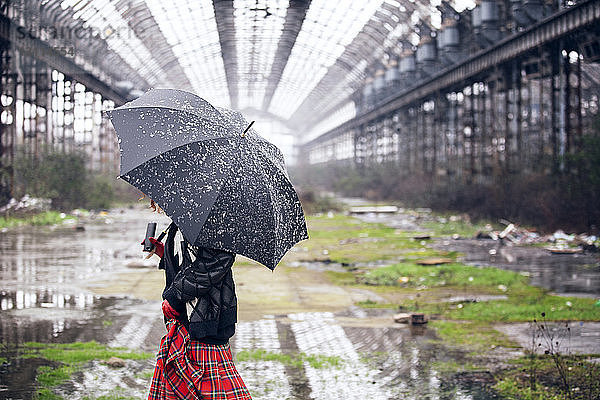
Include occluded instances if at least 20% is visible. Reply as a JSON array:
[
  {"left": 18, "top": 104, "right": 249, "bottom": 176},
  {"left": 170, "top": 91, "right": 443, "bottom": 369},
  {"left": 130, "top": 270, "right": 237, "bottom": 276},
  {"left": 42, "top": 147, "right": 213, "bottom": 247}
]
[
  {"left": 0, "top": 15, "right": 127, "bottom": 104},
  {"left": 115, "top": 0, "right": 192, "bottom": 90},
  {"left": 261, "top": 0, "right": 311, "bottom": 111},
  {"left": 213, "top": 0, "right": 239, "bottom": 109},
  {"left": 303, "top": 0, "right": 600, "bottom": 149}
]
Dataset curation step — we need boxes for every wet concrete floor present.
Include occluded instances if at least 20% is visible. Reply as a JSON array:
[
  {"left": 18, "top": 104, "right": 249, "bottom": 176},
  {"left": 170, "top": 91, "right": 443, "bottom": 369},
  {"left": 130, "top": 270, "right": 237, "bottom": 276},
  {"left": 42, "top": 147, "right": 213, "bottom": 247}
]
[{"left": 0, "top": 206, "right": 596, "bottom": 399}]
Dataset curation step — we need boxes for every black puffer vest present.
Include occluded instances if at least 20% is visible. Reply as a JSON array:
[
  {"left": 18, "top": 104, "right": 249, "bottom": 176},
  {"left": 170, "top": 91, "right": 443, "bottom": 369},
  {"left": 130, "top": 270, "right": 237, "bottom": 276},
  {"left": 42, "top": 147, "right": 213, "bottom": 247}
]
[{"left": 160, "top": 223, "right": 237, "bottom": 344}]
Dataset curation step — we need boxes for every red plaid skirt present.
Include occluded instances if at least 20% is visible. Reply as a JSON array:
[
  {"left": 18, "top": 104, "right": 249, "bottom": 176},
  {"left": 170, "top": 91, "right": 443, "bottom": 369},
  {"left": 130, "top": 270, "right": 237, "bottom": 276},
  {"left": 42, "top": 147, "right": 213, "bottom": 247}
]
[{"left": 148, "top": 318, "right": 252, "bottom": 400}]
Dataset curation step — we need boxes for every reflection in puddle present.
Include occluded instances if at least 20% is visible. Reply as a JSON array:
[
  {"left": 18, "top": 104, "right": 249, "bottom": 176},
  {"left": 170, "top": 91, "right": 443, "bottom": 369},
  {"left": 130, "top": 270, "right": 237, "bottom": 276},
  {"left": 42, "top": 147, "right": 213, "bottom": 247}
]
[
  {"left": 232, "top": 311, "right": 499, "bottom": 400},
  {"left": 0, "top": 289, "right": 95, "bottom": 311},
  {"left": 434, "top": 239, "right": 600, "bottom": 296}
]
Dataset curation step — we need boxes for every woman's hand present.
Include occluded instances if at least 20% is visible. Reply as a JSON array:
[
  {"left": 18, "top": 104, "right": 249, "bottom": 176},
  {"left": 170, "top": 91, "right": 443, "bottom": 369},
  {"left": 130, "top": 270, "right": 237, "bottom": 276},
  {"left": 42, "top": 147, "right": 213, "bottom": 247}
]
[
  {"left": 141, "top": 237, "right": 164, "bottom": 258},
  {"left": 162, "top": 299, "right": 180, "bottom": 319}
]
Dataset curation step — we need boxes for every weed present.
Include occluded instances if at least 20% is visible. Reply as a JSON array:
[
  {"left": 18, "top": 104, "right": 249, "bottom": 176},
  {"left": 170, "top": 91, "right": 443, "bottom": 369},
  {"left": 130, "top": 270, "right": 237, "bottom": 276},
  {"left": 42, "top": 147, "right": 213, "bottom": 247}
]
[
  {"left": 430, "top": 321, "right": 519, "bottom": 353},
  {"left": 494, "top": 312, "right": 600, "bottom": 400},
  {"left": 21, "top": 341, "right": 152, "bottom": 399},
  {"left": 0, "top": 211, "right": 76, "bottom": 229}
]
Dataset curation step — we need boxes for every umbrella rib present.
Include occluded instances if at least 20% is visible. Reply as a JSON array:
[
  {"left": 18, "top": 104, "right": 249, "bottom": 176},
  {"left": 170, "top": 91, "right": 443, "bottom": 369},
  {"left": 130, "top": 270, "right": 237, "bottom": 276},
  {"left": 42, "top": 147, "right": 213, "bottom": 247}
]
[{"left": 244, "top": 140, "right": 278, "bottom": 267}]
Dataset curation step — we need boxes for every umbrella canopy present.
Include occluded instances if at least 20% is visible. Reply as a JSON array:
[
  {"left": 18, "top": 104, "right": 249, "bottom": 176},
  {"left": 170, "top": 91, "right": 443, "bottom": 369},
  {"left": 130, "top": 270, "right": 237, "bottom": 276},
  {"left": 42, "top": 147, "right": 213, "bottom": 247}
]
[{"left": 106, "top": 89, "right": 308, "bottom": 270}]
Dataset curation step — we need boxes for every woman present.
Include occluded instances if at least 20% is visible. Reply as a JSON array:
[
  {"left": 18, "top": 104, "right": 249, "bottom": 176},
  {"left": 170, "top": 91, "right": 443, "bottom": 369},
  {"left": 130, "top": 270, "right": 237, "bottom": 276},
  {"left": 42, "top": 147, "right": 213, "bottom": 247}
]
[{"left": 146, "top": 220, "right": 252, "bottom": 400}]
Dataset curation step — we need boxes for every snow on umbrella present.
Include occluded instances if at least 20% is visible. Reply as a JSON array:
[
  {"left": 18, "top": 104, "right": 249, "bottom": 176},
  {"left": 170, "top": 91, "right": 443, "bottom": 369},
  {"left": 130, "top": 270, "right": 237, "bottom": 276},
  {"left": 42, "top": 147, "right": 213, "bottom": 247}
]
[{"left": 106, "top": 88, "right": 308, "bottom": 270}]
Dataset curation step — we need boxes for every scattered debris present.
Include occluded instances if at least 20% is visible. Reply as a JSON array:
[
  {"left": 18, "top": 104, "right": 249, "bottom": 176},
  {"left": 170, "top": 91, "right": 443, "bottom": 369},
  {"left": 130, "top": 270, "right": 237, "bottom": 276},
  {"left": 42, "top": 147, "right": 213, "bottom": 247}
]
[
  {"left": 0, "top": 195, "right": 51, "bottom": 214},
  {"left": 471, "top": 220, "right": 599, "bottom": 252},
  {"left": 499, "top": 223, "right": 515, "bottom": 239},
  {"left": 393, "top": 313, "right": 411, "bottom": 323},
  {"left": 445, "top": 295, "right": 508, "bottom": 303},
  {"left": 547, "top": 247, "right": 583, "bottom": 255},
  {"left": 476, "top": 230, "right": 499, "bottom": 240},
  {"left": 394, "top": 312, "right": 428, "bottom": 325},
  {"left": 416, "top": 258, "right": 453, "bottom": 265},
  {"left": 412, "top": 233, "right": 432, "bottom": 240},
  {"left": 103, "top": 357, "right": 126, "bottom": 368},
  {"left": 349, "top": 206, "right": 398, "bottom": 214},
  {"left": 410, "top": 313, "right": 428, "bottom": 325}
]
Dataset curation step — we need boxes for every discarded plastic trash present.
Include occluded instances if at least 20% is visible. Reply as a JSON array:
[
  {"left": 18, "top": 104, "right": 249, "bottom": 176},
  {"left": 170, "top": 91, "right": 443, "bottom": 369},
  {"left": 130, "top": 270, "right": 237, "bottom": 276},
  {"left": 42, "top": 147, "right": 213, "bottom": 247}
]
[{"left": 472, "top": 219, "right": 597, "bottom": 252}]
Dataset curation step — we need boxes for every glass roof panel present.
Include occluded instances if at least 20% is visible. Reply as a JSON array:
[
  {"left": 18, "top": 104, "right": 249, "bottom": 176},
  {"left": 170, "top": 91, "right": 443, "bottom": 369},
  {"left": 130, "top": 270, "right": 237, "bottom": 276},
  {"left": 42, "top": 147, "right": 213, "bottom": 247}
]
[
  {"left": 145, "top": 0, "right": 230, "bottom": 107},
  {"left": 51, "top": 0, "right": 474, "bottom": 132},
  {"left": 62, "top": 0, "right": 165, "bottom": 85},
  {"left": 234, "top": 0, "right": 288, "bottom": 109},
  {"left": 268, "top": 0, "right": 384, "bottom": 119}
]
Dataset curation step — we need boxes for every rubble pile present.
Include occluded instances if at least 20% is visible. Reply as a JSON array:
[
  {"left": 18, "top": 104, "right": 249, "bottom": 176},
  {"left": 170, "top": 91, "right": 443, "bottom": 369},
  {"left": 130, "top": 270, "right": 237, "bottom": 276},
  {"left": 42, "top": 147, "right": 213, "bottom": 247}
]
[
  {"left": 0, "top": 195, "right": 51, "bottom": 215},
  {"left": 474, "top": 221, "right": 598, "bottom": 253}
]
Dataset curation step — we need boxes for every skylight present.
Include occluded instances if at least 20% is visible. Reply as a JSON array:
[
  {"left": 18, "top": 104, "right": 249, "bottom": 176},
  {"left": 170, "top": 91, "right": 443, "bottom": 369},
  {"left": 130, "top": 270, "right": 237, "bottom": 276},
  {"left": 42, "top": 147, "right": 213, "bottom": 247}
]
[
  {"left": 145, "top": 0, "right": 230, "bottom": 107},
  {"left": 234, "top": 0, "right": 288, "bottom": 109},
  {"left": 268, "top": 0, "right": 384, "bottom": 119},
  {"left": 61, "top": 0, "right": 165, "bottom": 86}
]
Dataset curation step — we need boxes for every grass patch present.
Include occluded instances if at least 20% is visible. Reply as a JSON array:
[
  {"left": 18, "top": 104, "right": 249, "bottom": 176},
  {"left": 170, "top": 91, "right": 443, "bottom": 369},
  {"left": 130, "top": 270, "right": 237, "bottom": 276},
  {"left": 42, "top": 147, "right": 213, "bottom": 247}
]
[
  {"left": 361, "top": 261, "right": 599, "bottom": 322},
  {"left": 442, "top": 293, "right": 600, "bottom": 322},
  {"left": 22, "top": 341, "right": 153, "bottom": 399},
  {"left": 362, "top": 261, "right": 528, "bottom": 291},
  {"left": 35, "top": 388, "right": 63, "bottom": 400},
  {"left": 397, "top": 288, "right": 599, "bottom": 323},
  {"left": 355, "top": 300, "right": 396, "bottom": 309},
  {"left": 134, "top": 369, "right": 155, "bottom": 380},
  {"left": 494, "top": 355, "right": 600, "bottom": 400},
  {"left": 0, "top": 211, "right": 76, "bottom": 228},
  {"left": 299, "top": 214, "right": 599, "bottom": 324},
  {"left": 290, "top": 214, "right": 428, "bottom": 265},
  {"left": 325, "top": 271, "right": 357, "bottom": 285},
  {"left": 236, "top": 349, "right": 342, "bottom": 369},
  {"left": 22, "top": 341, "right": 152, "bottom": 364},
  {"left": 421, "top": 217, "right": 491, "bottom": 238},
  {"left": 430, "top": 320, "right": 519, "bottom": 352}
]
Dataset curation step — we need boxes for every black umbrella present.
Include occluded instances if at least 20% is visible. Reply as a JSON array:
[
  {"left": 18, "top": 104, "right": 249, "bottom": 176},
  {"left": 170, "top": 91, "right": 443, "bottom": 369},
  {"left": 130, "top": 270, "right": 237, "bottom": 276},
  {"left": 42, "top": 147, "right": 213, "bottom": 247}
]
[{"left": 106, "top": 89, "right": 308, "bottom": 270}]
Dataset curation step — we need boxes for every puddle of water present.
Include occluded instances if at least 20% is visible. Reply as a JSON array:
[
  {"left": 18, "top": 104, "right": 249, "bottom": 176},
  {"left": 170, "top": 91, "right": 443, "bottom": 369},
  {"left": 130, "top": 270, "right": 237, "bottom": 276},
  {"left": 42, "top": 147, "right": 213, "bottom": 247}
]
[
  {"left": 434, "top": 239, "right": 600, "bottom": 296},
  {"left": 231, "top": 310, "right": 502, "bottom": 400},
  {"left": 0, "top": 208, "right": 169, "bottom": 399}
]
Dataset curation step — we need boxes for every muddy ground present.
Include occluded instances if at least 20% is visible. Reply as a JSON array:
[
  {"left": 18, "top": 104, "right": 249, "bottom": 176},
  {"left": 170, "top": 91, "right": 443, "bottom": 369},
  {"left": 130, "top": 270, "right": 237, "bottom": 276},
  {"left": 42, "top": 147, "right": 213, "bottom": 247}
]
[{"left": 0, "top": 204, "right": 598, "bottom": 399}]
